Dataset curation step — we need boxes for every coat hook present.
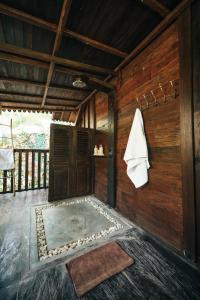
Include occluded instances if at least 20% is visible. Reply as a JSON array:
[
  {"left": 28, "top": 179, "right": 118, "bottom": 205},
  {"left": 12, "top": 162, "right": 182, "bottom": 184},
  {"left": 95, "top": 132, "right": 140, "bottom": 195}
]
[
  {"left": 170, "top": 80, "right": 176, "bottom": 99},
  {"left": 151, "top": 90, "right": 157, "bottom": 105},
  {"left": 143, "top": 94, "right": 149, "bottom": 108},
  {"left": 136, "top": 97, "right": 142, "bottom": 110},
  {"left": 159, "top": 83, "right": 166, "bottom": 102}
]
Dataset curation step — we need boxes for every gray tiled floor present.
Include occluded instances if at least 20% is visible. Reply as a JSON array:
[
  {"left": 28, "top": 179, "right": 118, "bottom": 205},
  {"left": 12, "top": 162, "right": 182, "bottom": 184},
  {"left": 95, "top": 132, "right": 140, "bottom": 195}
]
[{"left": 0, "top": 190, "right": 200, "bottom": 300}]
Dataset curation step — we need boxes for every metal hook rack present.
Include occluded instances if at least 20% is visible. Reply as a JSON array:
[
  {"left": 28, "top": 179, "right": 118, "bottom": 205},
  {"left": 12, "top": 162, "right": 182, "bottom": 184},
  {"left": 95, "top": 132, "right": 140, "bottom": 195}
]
[{"left": 135, "top": 79, "right": 178, "bottom": 111}]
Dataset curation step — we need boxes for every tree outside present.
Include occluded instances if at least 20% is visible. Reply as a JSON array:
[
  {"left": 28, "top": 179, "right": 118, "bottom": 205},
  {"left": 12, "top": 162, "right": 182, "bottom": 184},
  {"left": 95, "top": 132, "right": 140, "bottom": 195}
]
[{"left": 0, "top": 111, "right": 73, "bottom": 192}]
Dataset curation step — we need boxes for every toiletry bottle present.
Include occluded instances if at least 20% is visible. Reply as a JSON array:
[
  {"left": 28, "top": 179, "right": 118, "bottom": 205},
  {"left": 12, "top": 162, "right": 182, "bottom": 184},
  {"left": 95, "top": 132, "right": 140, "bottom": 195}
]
[
  {"left": 94, "top": 145, "right": 98, "bottom": 155},
  {"left": 99, "top": 144, "right": 104, "bottom": 156}
]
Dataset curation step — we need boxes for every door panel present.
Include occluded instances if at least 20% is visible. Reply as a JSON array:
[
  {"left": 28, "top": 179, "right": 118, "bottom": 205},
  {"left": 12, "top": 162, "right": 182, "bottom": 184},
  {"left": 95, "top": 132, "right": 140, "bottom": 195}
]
[
  {"left": 74, "top": 129, "right": 92, "bottom": 196},
  {"left": 53, "top": 167, "right": 70, "bottom": 200},
  {"left": 75, "top": 163, "right": 91, "bottom": 196},
  {"left": 49, "top": 125, "right": 94, "bottom": 201},
  {"left": 49, "top": 124, "right": 73, "bottom": 201}
]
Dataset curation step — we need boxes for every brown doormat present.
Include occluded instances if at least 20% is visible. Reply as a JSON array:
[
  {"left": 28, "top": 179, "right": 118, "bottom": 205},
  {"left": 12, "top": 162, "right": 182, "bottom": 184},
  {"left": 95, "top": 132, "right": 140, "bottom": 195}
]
[{"left": 66, "top": 241, "right": 134, "bottom": 297}]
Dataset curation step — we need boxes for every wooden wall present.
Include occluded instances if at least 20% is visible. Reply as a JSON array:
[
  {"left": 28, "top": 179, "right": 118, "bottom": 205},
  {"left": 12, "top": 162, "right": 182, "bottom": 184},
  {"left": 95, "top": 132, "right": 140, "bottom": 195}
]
[
  {"left": 77, "top": 95, "right": 109, "bottom": 202},
  {"left": 192, "top": 0, "right": 200, "bottom": 262},
  {"left": 94, "top": 94, "right": 109, "bottom": 202},
  {"left": 78, "top": 97, "right": 96, "bottom": 130},
  {"left": 94, "top": 23, "right": 184, "bottom": 250}
]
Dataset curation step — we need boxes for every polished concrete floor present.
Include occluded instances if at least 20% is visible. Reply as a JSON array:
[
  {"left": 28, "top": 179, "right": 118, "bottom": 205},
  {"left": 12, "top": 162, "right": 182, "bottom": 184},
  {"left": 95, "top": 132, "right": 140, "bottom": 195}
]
[{"left": 0, "top": 190, "right": 200, "bottom": 300}]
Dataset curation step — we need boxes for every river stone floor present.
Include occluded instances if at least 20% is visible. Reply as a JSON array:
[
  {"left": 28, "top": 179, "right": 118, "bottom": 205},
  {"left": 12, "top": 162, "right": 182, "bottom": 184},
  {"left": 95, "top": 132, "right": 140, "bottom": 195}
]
[{"left": 0, "top": 189, "right": 200, "bottom": 300}]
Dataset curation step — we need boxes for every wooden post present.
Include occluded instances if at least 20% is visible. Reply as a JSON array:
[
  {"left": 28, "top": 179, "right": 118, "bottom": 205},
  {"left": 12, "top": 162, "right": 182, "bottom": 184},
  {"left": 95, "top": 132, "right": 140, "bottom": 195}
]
[
  {"left": 25, "top": 151, "right": 29, "bottom": 190},
  {"left": 32, "top": 150, "right": 35, "bottom": 189},
  {"left": 18, "top": 150, "right": 22, "bottom": 191},
  {"left": 44, "top": 151, "right": 47, "bottom": 188},
  {"left": 192, "top": 0, "right": 200, "bottom": 263},
  {"left": 38, "top": 151, "right": 41, "bottom": 188},
  {"left": 107, "top": 91, "right": 116, "bottom": 208},
  {"left": 178, "top": 6, "right": 196, "bottom": 260}
]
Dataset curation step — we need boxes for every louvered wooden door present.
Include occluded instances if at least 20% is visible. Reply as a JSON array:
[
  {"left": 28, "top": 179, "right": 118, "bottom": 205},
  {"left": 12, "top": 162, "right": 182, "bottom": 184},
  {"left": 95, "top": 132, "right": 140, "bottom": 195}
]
[
  {"left": 49, "top": 125, "right": 93, "bottom": 201},
  {"left": 49, "top": 124, "right": 73, "bottom": 201},
  {"left": 75, "top": 128, "right": 92, "bottom": 196}
]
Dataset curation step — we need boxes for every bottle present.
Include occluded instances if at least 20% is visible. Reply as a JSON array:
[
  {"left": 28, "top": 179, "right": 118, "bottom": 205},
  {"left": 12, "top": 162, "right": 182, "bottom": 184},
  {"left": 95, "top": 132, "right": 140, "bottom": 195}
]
[
  {"left": 98, "top": 144, "right": 104, "bottom": 156},
  {"left": 93, "top": 145, "right": 98, "bottom": 156}
]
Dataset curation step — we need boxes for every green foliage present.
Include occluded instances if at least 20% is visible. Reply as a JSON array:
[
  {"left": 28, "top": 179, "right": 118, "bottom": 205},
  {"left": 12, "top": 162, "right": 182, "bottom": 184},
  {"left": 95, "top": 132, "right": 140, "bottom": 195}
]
[{"left": 0, "top": 112, "right": 51, "bottom": 149}]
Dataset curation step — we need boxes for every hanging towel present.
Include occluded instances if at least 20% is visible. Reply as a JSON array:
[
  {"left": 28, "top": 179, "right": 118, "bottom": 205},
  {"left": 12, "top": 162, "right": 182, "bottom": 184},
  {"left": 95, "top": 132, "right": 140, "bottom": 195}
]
[
  {"left": 124, "top": 108, "right": 150, "bottom": 188},
  {"left": 0, "top": 149, "right": 14, "bottom": 170}
]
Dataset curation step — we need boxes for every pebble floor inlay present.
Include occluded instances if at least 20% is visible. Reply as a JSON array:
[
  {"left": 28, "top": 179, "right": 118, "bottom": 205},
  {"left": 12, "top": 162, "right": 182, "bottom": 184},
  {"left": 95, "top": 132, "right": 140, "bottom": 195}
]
[{"left": 35, "top": 196, "right": 127, "bottom": 261}]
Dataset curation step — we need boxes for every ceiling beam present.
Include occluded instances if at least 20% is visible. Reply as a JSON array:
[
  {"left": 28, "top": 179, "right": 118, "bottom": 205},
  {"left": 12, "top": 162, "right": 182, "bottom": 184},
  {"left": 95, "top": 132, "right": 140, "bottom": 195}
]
[
  {"left": 0, "top": 42, "right": 113, "bottom": 75},
  {"left": 79, "top": 0, "right": 193, "bottom": 107},
  {"left": 0, "top": 52, "right": 104, "bottom": 80},
  {"left": 0, "top": 51, "right": 49, "bottom": 69},
  {"left": 140, "top": 0, "right": 170, "bottom": 17},
  {"left": 0, "top": 91, "right": 81, "bottom": 103},
  {"left": 0, "top": 99, "right": 76, "bottom": 109},
  {"left": 63, "top": 29, "right": 127, "bottom": 58},
  {"left": 42, "top": 0, "right": 72, "bottom": 106},
  {"left": 1, "top": 105, "right": 75, "bottom": 112},
  {"left": 0, "top": 77, "right": 91, "bottom": 93},
  {"left": 0, "top": 3, "right": 126, "bottom": 58},
  {"left": 74, "top": 106, "right": 83, "bottom": 126},
  {"left": 0, "top": 3, "right": 57, "bottom": 31},
  {"left": 87, "top": 77, "right": 115, "bottom": 93}
]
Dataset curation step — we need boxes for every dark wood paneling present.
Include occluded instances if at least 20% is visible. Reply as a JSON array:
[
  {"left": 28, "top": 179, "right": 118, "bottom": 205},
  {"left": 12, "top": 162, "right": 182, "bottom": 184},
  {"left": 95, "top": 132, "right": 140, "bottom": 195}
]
[
  {"left": 192, "top": 0, "right": 200, "bottom": 262},
  {"left": 107, "top": 91, "right": 116, "bottom": 208},
  {"left": 178, "top": 7, "right": 196, "bottom": 259},
  {"left": 94, "top": 24, "right": 183, "bottom": 250},
  {"left": 94, "top": 93, "right": 109, "bottom": 202}
]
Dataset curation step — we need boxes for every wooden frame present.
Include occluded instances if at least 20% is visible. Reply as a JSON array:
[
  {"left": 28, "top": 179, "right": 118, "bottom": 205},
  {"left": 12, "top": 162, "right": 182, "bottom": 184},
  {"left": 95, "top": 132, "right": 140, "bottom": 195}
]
[
  {"left": 107, "top": 91, "right": 116, "bottom": 208},
  {"left": 178, "top": 6, "right": 196, "bottom": 260},
  {"left": 191, "top": 0, "right": 200, "bottom": 263}
]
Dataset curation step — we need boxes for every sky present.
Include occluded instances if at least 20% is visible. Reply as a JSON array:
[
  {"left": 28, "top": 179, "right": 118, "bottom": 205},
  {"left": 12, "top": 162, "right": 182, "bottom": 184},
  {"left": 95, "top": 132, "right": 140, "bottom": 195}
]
[
  {"left": 0, "top": 111, "right": 73, "bottom": 135},
  {"left": 0, "top": 111, "right": 73, "bottom": 148}
]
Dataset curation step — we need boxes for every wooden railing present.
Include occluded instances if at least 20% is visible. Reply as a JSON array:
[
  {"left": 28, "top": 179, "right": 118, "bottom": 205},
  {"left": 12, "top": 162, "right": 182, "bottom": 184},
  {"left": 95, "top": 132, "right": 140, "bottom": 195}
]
[{"left": 0, "top": 149, "right": 49, "bottom": 194}]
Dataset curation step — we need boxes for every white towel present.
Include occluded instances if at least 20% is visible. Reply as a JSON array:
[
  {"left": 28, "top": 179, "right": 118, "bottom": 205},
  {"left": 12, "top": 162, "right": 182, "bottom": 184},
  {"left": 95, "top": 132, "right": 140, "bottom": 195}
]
[
  {"left": 0, "top": 149, "right": 14, "bottom": 170},
  {"left": 124, "top": 108, "right": 150, "bottom": 188}
]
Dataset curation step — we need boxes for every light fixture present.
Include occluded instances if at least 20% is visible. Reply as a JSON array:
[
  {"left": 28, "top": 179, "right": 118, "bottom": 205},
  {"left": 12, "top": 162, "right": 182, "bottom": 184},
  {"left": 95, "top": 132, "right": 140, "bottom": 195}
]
[{"left": 72, "top": 77, "right": 86, "bottom": 88}]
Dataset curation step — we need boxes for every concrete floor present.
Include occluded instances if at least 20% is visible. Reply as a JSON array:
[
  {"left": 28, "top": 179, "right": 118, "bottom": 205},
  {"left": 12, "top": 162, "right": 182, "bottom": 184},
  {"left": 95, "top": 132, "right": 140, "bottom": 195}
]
[
  {"left": 0, "top": 190, "right": 200, "bottom": 300},
  {"left": 30, "top": 195, "right": 131, "bottom": 267}
]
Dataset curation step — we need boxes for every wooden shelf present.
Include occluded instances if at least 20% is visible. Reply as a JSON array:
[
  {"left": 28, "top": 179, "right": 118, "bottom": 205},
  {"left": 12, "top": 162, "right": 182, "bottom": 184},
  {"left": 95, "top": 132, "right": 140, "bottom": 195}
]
[{"left": 91, "top": 155, "right": 108, "bottom": 158}]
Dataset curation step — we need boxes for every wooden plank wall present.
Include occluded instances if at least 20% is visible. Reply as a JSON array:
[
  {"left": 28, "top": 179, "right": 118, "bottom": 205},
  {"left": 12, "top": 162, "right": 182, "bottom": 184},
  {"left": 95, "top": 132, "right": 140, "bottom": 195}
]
[
  {"left": 94, "top": 93, "right": 109, "bottom": 202},
  {"left": 192, "top": 0, "right": 200, "bottom": 262},
  {"left": 94, "top": 23, "right": 183, "bottom": 250},
  {"left": 79, "top": 97, "right": 96, "bottom": 130}
]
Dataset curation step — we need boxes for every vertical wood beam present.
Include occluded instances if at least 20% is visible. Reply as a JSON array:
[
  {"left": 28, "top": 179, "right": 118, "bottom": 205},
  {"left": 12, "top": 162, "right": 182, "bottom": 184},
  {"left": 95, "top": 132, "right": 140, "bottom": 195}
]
[
  {"left": 178, "top": 7, "right": 196, "bottom": 260},
  {"left": 32, "top": 150, "right": 35, "bottom": 189},
  {"left": 192, "top": 0, "right": 200, "bottom": 262},
  {"left": 44, "top": 152, "right": 47, "bottom": 188},
  {"left": 107, "top": 91, "right": 116, "bottom": 208},
  {"left": 25, "top": 151, "right": 29, "bottom": 190},
  {"left": 18, "top": 150, "right": 22, "bottom": 191}
]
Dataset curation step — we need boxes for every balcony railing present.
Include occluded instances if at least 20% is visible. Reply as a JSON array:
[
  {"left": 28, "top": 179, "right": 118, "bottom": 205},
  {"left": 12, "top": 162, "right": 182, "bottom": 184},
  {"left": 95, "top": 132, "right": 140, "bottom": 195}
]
[{"left": 0, "top": 149, "right": 49, "bottom": 194}]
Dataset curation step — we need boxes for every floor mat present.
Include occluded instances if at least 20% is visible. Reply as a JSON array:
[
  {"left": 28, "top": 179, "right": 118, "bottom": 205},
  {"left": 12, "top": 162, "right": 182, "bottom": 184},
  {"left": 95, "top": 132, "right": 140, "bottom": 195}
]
[{"left": 66, "top": 241, "right": 134, "bottom": 297}]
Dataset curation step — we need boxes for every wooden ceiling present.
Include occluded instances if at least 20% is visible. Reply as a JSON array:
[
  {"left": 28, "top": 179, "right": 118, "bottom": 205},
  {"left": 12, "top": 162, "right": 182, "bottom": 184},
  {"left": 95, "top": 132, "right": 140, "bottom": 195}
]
[{"left": 0, "top": 0, "right": 185, "bottom": 120}]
